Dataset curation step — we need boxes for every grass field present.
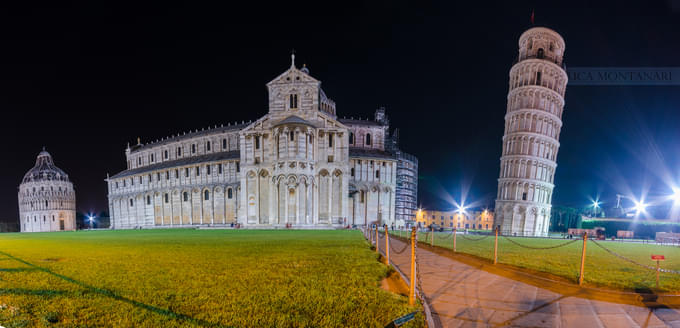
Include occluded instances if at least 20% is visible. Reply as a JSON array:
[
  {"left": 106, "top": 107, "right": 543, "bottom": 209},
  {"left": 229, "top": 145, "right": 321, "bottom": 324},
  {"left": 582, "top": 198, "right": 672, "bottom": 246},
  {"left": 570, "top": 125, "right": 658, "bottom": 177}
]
[
  {"left": 401, "top": 230, "right": 680, "bottom": 292},
  {"left": 0, "top": 229, "right": 423, "bottom": 327}
]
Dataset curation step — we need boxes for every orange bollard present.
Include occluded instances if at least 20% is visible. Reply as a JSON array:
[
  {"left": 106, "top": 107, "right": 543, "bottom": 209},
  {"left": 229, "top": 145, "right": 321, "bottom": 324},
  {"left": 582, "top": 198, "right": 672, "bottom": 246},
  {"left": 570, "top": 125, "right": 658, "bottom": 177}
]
[
  {"left": 579, "top": 232, "right": 588, "bottom": 286},
  {"left": 493, "top": 226, "right": 499, "bottom": 265},
  {"left": 409, "top": 227, "right": 416, "bottom": 306},
  {"left": 375, "top": 225, "right": 379, "bottom": 255},
  {"left": 385, "top": 225, "right": 390, "bottom": 265},
  {"left": 453, "top": 227, "right": 457, "bottom": 252}
]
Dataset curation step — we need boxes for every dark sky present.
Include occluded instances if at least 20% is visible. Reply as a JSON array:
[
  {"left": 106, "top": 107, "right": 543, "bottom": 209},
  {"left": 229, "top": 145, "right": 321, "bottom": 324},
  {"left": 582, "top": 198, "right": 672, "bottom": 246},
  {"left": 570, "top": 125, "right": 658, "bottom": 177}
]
[{"left": 1, "top": 1, "right": 680, "bottom": 222}]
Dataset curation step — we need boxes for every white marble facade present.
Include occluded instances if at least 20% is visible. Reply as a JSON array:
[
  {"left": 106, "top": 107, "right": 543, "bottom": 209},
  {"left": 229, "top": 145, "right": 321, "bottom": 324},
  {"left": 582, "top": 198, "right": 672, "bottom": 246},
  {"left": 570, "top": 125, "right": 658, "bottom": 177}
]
[
  {"left": 494, "top": 27, "right": 568, "bottom": 236},
  {"left": 107, "top": 56, "right": 414, "bottom": 229},
  {"left": 18, "top": 150, "right": 76, "bottom": 232}
]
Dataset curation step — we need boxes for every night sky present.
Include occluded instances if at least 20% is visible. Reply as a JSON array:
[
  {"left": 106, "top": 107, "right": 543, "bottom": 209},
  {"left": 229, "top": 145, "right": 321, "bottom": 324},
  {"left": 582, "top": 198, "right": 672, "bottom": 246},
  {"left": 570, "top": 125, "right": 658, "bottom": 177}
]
[{"left": 2, "top": 1, "right": 680, "bottom": 223}]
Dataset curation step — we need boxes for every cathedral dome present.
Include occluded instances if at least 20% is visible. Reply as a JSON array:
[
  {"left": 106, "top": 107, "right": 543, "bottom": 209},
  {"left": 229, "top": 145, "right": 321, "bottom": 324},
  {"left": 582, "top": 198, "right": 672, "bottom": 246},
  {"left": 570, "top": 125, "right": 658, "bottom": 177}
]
[{"left": 22, "top": 149, "right": 70, "bottom": 183}]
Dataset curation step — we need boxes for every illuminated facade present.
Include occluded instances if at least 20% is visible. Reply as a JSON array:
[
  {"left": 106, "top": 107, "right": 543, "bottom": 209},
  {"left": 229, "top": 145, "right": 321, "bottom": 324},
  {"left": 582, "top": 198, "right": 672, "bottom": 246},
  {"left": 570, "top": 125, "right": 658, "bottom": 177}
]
[
  {"left": 106, "top": 56, "right": 418, "bottom": 229},
  {"left": 415, "top": 209, "right": 494, "bottom": 230},
  {"left": 18, "top": 150, "right": 77, "bottom": 232},
  {"left": 494, "top": 27, "right": 567, "bottom": 236}
]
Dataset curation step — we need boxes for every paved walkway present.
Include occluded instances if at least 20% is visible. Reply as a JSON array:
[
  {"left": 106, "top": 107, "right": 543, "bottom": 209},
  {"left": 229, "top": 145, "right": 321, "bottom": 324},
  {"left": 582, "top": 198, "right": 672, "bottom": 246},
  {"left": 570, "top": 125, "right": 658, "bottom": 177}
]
[{"left": 375, "top": 232, "right": 680, "bottom": 328}]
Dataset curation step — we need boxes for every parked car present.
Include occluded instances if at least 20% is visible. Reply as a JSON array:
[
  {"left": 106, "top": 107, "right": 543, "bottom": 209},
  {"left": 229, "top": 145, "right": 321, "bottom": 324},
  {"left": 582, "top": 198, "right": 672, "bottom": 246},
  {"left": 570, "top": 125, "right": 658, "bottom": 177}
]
[{"left": 428, "top": 224, "right": 444, "bottom": 232}]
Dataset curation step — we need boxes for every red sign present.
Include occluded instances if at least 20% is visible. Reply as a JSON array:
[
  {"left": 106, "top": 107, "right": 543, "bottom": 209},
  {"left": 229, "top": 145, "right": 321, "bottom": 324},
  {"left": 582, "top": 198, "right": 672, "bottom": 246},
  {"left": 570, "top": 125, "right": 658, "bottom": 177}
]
[{"left": 651, "top": 255, "right": 665, "bottom": 261}]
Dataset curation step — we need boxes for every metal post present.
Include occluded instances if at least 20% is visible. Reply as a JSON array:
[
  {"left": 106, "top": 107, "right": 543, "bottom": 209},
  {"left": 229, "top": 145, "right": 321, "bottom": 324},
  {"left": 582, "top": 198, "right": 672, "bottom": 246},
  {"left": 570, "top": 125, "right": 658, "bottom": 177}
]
[
  {"left": 409, "top": 227, "right": 416, "bottom": 306},
  {"left": 579, "top": 232, "right": 588, "bottom": 286},
  {"left": 385, "top": 225, "right": 390, "bottom": 265},
  {"left": 453, "top": 227, "right": 457, "bottom": 252},
  {"left": 375, "top": 225, "right": 379, "bottom": 255},
  {"left": 656, "top": 260, "right": 660, "bottom": 289},
  {"left": 493, "top": 226, "right": 499, "bottom": 265},
  {"left": 430, "top": 226, "right": 434, "bottom": 246}
]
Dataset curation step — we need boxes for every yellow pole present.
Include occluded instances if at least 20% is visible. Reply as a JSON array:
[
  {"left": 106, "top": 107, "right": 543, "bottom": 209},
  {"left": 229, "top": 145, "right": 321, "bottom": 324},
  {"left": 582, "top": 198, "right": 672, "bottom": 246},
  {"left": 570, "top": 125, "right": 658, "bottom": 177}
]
[
  {"left": 493, "top": 226, "right": 499, "bottom": 265},
  {"left": 430, "top": 226, "right": 434, "bottom": 246},
  {"left": 409, "top": 227, "right": 416, "bottom": 306},
  {"left": 656, "top": 260, "right": 660, "bottom": 289},
  {"left": 385, "top": 225, "right": 390, "bottom": 265},
  {"left": 579, "top": 232, "right": 588, "bottom": 286},
  {"left": 453, "top": 227, "right": 457, "bottom": 252},
  {"left": 375, "top": 225, "right": 379, "bottom": 255}
]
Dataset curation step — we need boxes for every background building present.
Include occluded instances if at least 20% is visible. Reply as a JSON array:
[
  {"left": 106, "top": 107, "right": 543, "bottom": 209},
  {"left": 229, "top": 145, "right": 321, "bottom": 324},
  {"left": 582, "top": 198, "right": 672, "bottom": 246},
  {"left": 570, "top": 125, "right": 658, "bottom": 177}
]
[
  {"left": 106, "top": 56, "right": 418, "bottom": 229},
  {"left": 494, "top": 27, "right": 568, "bottom": 236},
  {"left": 18, "top": 149, "right": 76, "bottom": 232},
  {"left": 415, "top": 209, "right": 494, "bottom": 231}
]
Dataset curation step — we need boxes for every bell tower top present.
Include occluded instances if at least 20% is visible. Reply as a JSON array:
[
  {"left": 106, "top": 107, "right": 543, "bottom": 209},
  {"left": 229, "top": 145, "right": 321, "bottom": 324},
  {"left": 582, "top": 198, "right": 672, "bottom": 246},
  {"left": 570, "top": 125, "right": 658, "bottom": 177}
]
[{"left": 518, "top": 27, "right": 565, "bottom": 66}]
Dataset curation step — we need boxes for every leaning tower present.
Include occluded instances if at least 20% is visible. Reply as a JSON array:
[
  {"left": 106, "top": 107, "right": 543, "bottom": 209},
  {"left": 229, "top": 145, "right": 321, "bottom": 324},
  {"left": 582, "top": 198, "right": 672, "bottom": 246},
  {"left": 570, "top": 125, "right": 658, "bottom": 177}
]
[{"left": 494, "top": 27, "right": 567, "bottom": 237}]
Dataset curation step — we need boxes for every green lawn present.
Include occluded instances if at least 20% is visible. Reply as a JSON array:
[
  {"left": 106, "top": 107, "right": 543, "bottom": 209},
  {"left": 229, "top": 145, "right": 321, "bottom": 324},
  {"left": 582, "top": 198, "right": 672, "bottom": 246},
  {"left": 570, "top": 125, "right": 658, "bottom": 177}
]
[
  {"left": 0, "top": 229, "right": 423, "bottom": 327},
  {"left": 411, "top": 231, "right": 680, "bottom": 292}
]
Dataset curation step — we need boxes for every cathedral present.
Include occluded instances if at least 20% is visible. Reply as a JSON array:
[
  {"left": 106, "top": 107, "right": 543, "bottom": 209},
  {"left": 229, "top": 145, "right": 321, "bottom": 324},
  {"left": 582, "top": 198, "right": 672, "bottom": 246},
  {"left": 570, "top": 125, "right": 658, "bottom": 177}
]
[{"left": 106, "top": 55, "right": 418, "bottom": 229}]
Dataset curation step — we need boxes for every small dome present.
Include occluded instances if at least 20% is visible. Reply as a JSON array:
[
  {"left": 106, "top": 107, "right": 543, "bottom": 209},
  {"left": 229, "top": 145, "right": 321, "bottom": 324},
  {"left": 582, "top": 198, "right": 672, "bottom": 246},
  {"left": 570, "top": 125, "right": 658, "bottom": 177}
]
[{"left": 22, "top": 149, "right": 70, "bottom": 183}]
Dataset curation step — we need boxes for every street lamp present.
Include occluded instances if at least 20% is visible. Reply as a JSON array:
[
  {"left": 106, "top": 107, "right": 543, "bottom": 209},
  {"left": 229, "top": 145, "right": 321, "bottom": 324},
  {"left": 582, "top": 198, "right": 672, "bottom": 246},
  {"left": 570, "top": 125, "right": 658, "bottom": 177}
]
[
  {"left": 633, "top": 200, "right": 647, "bottom": 215},
  {"left": 87, "top": 214, "right": 95, "bottom": 230},
  {"left": 592, "top": 200, "right": 600, "bottom": 217}
]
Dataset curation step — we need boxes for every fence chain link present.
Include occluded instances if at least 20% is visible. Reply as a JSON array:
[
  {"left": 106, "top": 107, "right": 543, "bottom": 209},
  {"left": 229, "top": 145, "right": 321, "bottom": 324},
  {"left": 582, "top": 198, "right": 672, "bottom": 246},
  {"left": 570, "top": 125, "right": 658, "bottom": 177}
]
[
  {"left": 459, "top": 234, "right": 491, "bottom": 241},
  {"left": 414, "top": 236, "right": 428, "bottom": 310},
  {"left": 389, "top": 236, "right": 411, "bottom": 254},
  {"left": 435, "top": 230, "right": 454, "bottom": 240},
  {"left": 590, "top": 239, "right": 680, "bottom": 274},
  {"left": 501, "top": 235, "right": 580, "bottom": 250}
]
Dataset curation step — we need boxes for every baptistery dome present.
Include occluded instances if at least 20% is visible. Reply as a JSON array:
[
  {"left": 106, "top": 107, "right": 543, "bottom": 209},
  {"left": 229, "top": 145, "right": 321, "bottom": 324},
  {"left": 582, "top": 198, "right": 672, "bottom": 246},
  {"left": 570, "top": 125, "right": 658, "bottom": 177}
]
[{"left": 18, "top": 149, "right": 76, "bottom": 232}]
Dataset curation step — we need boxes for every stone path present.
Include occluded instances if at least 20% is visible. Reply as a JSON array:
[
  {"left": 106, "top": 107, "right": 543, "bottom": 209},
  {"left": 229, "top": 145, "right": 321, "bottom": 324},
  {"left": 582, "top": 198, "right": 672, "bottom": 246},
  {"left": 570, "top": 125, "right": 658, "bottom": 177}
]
[{"left": 375, "top": 232, "right": 680, "bottom": 328}]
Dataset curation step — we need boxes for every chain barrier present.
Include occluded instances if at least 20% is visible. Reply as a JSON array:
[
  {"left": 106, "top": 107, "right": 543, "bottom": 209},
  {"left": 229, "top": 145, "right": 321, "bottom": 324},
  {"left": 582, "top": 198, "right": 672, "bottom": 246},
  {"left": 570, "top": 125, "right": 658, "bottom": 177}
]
[
  {"left": 501, "top": 235, "right": 580, "bottom": 250},
  {"left": 389, "top": 236, "right": 411, "bottom": 254},
  {"left": 435, "top": 230, "right": 454, "bottom": 240},
  {"left": 459, "top": 234, "right": 491, "bottom": 241},
  {"left": 590, "top": 239, "right": 680, "bottom": 275},
  {"left": 413, "top": 235, "right": 428, "bottom": 310}
]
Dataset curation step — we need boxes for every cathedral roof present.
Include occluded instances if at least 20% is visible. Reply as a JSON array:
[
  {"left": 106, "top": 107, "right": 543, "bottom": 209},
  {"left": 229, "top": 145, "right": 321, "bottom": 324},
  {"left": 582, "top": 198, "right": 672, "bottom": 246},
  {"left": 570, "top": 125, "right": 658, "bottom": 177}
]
[
  {"left": 129, "top": 123, "right": 248, "bottom": 154},
  {"left": 338, "top": 118, "right": 384, "bottom": 127},
  {"left": 22, "top": 149, "right": 70, "bottom": 184},
  {"left": 348, "top": 148, "right": 396, "bottom": 160},
  {"left": 110, "top": 150, "right": 240, "bottom": 179},
  {"left": 273, "top": 115, "right": 318, "bottom": 127}
]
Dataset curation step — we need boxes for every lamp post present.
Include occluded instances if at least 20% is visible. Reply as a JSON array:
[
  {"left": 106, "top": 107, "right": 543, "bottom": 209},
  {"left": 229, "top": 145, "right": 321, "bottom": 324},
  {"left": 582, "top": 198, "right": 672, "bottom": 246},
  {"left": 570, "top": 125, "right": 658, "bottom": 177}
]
[{"left": 88, "top": 214, "right": 95, "bottom": 230}]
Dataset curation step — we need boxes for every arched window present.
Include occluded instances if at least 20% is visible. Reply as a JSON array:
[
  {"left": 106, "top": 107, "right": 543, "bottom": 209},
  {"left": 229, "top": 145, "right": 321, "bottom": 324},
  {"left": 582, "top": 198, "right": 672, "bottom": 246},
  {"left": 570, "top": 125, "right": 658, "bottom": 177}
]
[
  {"left": 185, "top": 168, "right": 189, "bottom": 177},
  {"left": 536, "top": 71, "right": 541, "bottom": 85},
  {"left": 349, "top": 132, "right": 354, "bottom": 145},
  {"left": 222, "top": 139, "right": 227, "bottom": 150},
  {"left": 207, "top": 141, "right": 211, "bottom": 151},
  {"left": 328, "top": 134, "right": 333, "bottom": 147},
  {"left": 196, "top": 167, "right": 200, "bottom": 176},
  {"left": 177, "top": 147, "right": 182, "bottom": 157},
  {"left": 164, "top": 150, "right": 169, "bottom": 159},
  {"left": 207, "top": 165, "right": 211, "bottom": 175},
  {"left": 129, "top": 199, "right": 134, "bottom": 207},
  {"left": 375, "top": 170, "right": 380, "bottom": 179},
  {"left": 365, "top": 133, "right": 372, "bottom": 146},
  {"left": 147, "top": 196, "right": 151, "bottom": 205},
  {"left": 255, "top": 136, "right": 260, "bottom": 149},
  {"left": 227, "top": 188, "right": 233, "bottom": 199},
  {"left": 192, "top": 144, "right": 196, "bottom": 154},
  {"left": 164, "top": 193, "right": 169, "bottom": 203},
  {"left": 289, "top": 94, "right": 298, "bottom": 109},
  {"left": 537, "top": 48, "right": 544, "bottom": 59},
  {"left": 351, "top": 168, "right": 355, "bottom": 177},
  {"left": 204, "top": 190, "right": 210, "bottom": 201},
  {"left": 183, "top": 192, "right": 188, "bottom": 202},
  {"left": 289, "top": 131, "right": 294, "bottom": 141},
  {"left": 45, "top": 200, "right": 48, "bottom": 208}
]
